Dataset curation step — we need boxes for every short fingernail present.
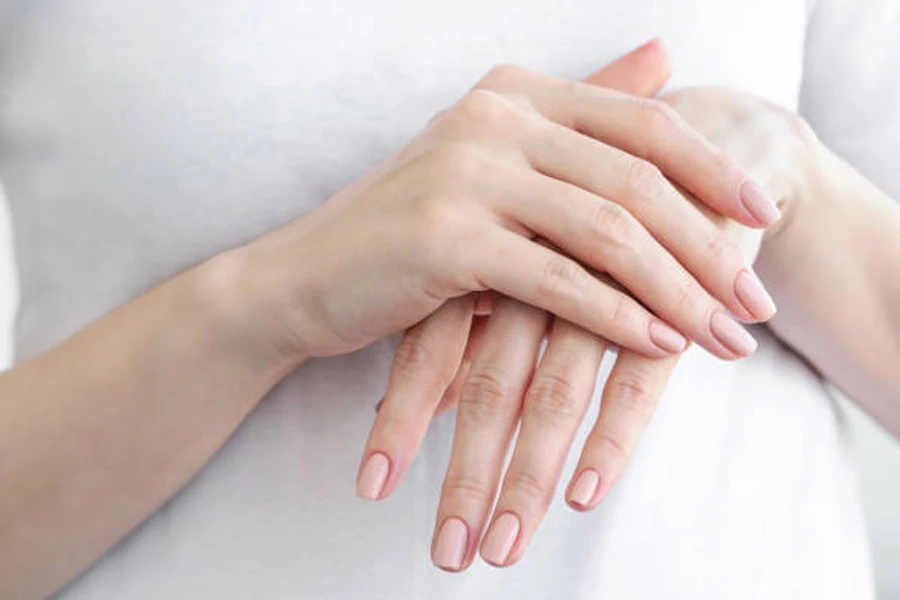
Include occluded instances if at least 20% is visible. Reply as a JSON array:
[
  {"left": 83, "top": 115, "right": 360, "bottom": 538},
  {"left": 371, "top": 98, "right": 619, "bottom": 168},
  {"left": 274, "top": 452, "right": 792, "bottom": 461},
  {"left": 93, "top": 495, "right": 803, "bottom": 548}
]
[
  {"left": 734, "top": 270, "right": 777, "bottom": 322},
  {"left": 374, "top": 398, "right": 384, "bottom": 413},
  {"left": 710, "top": 310, "right": 758, "bottom": 357},
  {"left": 356, "top": 452, "right": 390, "bottom": 500},
  {"left": 740, "top": 180, "right": 781, "bottom": 226},
  {"left": 433, "top": 517, "right": 469, "bottom": 571},
  {"left": 649, "top": 321, "right": 687, "bottom": 354},
  {"left": 481, "top": 513, "right": 520, "bottom": 566},
  {"left": 568, "top": 470, "right": 600, "bottom": 509}
]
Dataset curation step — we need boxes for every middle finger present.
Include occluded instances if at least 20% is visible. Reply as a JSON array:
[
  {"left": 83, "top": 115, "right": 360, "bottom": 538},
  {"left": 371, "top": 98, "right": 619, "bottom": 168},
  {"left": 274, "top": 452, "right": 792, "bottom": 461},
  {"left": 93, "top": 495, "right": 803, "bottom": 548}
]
[
  {"left": 431, "top": 298, "right": 548, "bottom": 572},
  {"left": 479, "top": 316, "right": 607, "bottom": 567}
]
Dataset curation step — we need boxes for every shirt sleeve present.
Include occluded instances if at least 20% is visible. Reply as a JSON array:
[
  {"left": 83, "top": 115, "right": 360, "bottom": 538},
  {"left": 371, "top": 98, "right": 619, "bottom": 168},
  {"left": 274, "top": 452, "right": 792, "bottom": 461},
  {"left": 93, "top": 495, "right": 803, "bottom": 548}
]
[{"left": 798, "top": 0, "right": 900, "bottom": 198}]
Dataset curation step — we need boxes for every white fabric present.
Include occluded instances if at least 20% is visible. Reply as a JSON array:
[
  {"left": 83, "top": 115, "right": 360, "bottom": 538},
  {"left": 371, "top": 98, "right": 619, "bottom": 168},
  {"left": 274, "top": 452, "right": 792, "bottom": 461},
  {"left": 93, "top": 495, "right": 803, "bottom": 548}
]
[{"left": 0, "top": 0, "right": 892, "bottom": 597}]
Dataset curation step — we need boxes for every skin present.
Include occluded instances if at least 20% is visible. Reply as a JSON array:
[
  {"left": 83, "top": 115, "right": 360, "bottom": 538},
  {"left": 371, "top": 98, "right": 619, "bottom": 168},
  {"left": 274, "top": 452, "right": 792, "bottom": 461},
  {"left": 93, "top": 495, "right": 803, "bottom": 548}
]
[
  {"left": 0, "top": 43, "right": 770, "bottom": 599},
  {"left": 0, "top": 44, "right": 897, "bottom": 599},
  {"left": 368, "top": 79, "right": 900, "bottom": 570}
]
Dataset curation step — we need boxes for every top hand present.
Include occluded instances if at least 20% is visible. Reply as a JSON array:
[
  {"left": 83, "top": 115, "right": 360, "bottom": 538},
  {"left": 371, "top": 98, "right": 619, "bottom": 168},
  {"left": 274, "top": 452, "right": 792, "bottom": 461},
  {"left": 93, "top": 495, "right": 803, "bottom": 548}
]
[{"left": 238, "top": 42, "right": 780, "bottom": 374}]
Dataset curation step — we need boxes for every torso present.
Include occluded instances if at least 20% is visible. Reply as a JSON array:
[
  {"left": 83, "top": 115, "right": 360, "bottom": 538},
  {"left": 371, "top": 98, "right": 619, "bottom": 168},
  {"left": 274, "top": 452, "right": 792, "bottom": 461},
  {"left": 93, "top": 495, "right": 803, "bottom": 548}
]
[{"left": 0, "top": 1, "right": 874, "bottom": 597}]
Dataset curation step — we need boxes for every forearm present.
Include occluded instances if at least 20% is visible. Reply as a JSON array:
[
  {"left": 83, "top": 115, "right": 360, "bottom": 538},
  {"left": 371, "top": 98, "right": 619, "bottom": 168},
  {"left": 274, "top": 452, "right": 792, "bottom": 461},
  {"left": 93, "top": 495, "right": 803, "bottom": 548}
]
[
  {"left": 0, "top": 251, "right": 292, "bottom": 599},
  {"left": 758, "top": 144, "right": 900, "bottom": 436}
]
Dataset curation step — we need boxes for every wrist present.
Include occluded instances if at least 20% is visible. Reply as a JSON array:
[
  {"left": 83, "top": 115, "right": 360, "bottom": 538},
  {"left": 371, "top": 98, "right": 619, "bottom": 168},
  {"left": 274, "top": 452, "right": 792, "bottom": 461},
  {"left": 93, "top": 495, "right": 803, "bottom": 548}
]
[
  {"left": 185, "top": 248, "right": 309, "bottom": 387},
  {"left": 755, "top": 122, "right": 833, "bottom": 287}
]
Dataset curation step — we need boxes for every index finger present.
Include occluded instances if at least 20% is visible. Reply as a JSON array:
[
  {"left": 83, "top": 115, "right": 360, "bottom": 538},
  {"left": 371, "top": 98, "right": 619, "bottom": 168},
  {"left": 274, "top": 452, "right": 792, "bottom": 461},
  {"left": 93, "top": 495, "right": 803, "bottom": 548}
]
[{"left": 476, "top": 65, "right": 782, "bottom": 228}]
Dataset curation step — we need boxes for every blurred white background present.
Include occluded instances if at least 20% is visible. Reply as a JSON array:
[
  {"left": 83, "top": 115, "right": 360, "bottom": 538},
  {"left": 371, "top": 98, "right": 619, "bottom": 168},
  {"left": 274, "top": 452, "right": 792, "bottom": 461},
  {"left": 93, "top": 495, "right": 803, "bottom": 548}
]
[{"left": 0, "top": 195, "right": 897, "bottom": 595}]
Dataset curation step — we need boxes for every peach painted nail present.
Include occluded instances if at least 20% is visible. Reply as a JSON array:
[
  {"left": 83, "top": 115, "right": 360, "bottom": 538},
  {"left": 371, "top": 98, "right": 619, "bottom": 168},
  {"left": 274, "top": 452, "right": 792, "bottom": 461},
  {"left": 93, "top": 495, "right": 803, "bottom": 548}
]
[
  {"left": 356, "top": 452, "right": 390, "bottom": 500},
  {"left": 734, "top": 270, "right": 777, "bottom": 322},
  {"left": 649, "top": 321, "right": 688, "bottom": 354},
  {"left": 481, "top": 513, "right": 520, "bottom": 566},
  {"left": 433, "top": 518, "right": 468, "bottom": 571},
  {"left": 710, "top": 311, "right": 758, "bottom": 357},
  {"left": 568, "top": 470, "right": 600, "bottom": 509},
  {"left": 740, "top": 180, "right": 781, "bottom": 226}
]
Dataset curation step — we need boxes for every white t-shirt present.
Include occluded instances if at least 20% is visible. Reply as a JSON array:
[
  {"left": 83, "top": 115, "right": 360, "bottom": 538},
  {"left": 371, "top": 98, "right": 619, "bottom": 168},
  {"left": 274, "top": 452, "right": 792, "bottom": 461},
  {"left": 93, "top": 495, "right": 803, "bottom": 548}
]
[{"left": 0, "top": 0, "right": 896, "bottom": 597}]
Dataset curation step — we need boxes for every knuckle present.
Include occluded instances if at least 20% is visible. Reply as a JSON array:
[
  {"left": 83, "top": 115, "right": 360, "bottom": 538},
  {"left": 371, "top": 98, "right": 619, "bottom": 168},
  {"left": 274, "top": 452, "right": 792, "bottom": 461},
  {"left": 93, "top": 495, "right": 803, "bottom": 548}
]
[
  {"left": 591, "top": 201, "right": 637, "bottom": 254},
  {"left": 480, "top": 63, "right": 529, "bottom": 89},
  {"left": 704, "top": 233, "right": 742, "bottom": 267},
  {"left": 453, "top": 88, "right": 511, "bottom": 130},
  {"left": 376, "top": 408, "right": 413, "bottom": 443},
  {"left": 505, "top": 469, "right": 552, "bottom": 505},
  {"left": 607, "top": 292, "right": 632, "bottom": 326},
  {"left": 527, "top": 370, "right": 580, "bottom": 422},
  {"left": 606, "top": 369, "right": 659, "bottom": 415},
  {"left": 538, "top": 256, "right": 586, "bottom": 302},
  {"left": 392, "top": 327, "right": 437, "bottom": 375},
  {"left": 671, "top": 276, "right": 705, "bottom": 316},
  {"left": 594, "top": 432, "right": 631, "bottom": 466},
  {"left": 441, "top": 474, "right": 493, "bottom": 503},
  {"left": 459, "top": 369, "right": 513, "bottom": 423},
  {"left": 623, "top": 159, "right": 667, "bottom": 203},
  {"left": 637, "top": 99, "right": 679, "bottom": 134}
]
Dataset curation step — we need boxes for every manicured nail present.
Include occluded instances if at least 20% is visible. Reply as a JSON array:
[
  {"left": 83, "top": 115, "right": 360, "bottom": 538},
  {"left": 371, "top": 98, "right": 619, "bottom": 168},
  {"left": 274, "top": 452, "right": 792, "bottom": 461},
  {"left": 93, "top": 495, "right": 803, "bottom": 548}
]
[
  {"left": 740, "top": 180, "right": 781, "bottom": 226},
  {"left": 710, "top": 311, "right": 758, "bottom": 357},
  {"left": 481, "top": 513, "right": 520, "bottom": 566},
  {"left": 734, "top": 270, "right": 777, "bottom": 322},
  {"left": 356, "top": 452, "right": 390, "bottom": 500},
  {"left": 568, "top": 470, "right": 600, "bottom": 509},
  {"left": 649, "top": 321, "right": 688, "bottom": 354},
  {"left": 433, "top": 518, "right": 469, "bottom": 571}
]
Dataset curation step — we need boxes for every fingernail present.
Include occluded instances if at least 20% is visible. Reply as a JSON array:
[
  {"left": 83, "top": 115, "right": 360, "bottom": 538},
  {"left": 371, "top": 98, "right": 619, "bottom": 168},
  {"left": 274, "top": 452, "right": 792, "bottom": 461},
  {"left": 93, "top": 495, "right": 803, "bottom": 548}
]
[
  {"left": 481, "top": 513, "right": 520, "bottom": 566},
  {"left": 649, "top": 321, "right": 687, "bottom": 354},
  {"left": 568, "top": 470, "right": 600, "bottom": 509},
  {"left": 374, "top": 398, "right": 384, "bottom": 413},
  {"left": 740, "top": 180, "right": 781, "bottom": 226},
  {"left": 433, "top": 518, "right": 468, "bottom": 571},
  {"left": 734, "top": 270, "right": 777, "bottom": 322},
  {"left": 710, "top": 311, "right": 758, "bottom": 357},
  {"left": 356, "top": 452, "right": 390, "bottom": 500}
]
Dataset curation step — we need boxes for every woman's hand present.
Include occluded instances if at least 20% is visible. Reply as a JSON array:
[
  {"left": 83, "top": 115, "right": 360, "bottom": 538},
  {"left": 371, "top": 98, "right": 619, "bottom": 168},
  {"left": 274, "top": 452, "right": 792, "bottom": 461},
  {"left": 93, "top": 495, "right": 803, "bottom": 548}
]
[
  {"left": 363, "top": 81, "right": 814, "bottom": 571},
  {"left": 233, "top": 45, "right": 780, "bottom": 377}
]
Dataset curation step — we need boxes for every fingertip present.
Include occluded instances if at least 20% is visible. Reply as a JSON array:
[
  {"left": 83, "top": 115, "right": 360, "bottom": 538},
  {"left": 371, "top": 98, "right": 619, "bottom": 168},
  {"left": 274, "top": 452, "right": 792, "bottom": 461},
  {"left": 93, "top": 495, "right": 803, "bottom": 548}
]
[
  {"left": 709, "top": 311, "right": 758, "bottom": 359},
  {"left": 566, "top": 469, "right": 601, "bottom": 511},
  {"left": 356, "top": 452, "right": 392, "bottom": 501},
  {"left": 739, "top": 180, "right": 782, "bottom": 227},
  {"left": 639, "top": 37, "right": 672, "bottom": 77},
  {"left": 648, "top": 321, "right": 688, "bottom": 355}
]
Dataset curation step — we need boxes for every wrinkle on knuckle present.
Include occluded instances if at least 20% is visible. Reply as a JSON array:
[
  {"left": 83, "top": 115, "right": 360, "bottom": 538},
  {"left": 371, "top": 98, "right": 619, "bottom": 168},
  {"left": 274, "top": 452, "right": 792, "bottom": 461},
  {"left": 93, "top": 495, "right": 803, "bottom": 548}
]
[
  {"left": 606, "top": 292, "right": 632, "bottom": 327},
  {"left": 590, "top": 200, "right": 639, "bottom": 255},
  {"left": 671, "top": 276, "right": 704, "bottom": 317},
  {"left": 459, "top": 369, "right": 514, "bottom": 423},
  {"left": 506, "top": 469, "right": 552, "bottom": 505},
  {"left": 623, "top": 159, "right": 667, "bottom": 205},
  {"left": 606, "top": 368, "right": 659, "bottom": 416},
  {"left": 594, "top": 432, "right": 631, "bottom": 466},
  {"left": 392, "top": 326, "right": 437, "bottom": 375},
  {"left": 637, "top": 99, "right": 679, "bottom": 136},
  {"left": 538, "top": 256, "right": 586, "bottom": 303},
  {"left": 704, "top": 233, "right": 742, "bottom": 268},
  {"left": 527, "top": 370, "right": 580, "bottom": 423},
  {"left": 442, "top": 474, "right": 493, "bottom": 504}
]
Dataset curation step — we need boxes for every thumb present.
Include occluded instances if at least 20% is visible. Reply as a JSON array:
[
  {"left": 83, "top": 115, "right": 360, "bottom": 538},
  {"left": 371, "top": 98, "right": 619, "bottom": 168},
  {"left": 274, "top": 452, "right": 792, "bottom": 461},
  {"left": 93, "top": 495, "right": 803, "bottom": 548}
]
[{"left": 583, "top": 38, "right": 673, "bottom": 96}]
